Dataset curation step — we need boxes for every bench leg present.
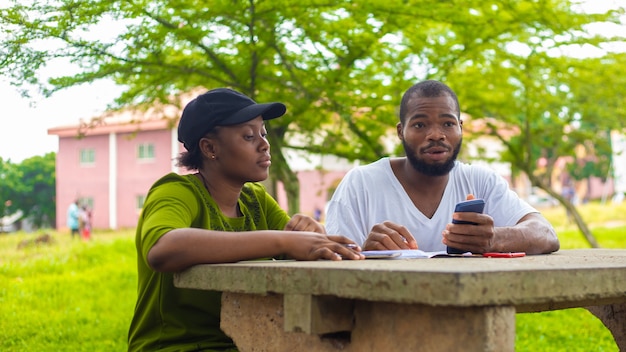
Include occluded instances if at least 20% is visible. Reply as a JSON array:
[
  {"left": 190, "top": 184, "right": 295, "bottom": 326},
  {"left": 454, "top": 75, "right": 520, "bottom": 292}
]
[
  {"left": 587, "top": 303, "right": 626, "bottom": 350},
  {"left": 220, "top": 292, "right": 351, "bottom": 352},
  {"left": 350, "top": 301, "right": 515, "bottom": 352},
  {"left": 220, "top": 292, "right": 515, "bottom": 352}
]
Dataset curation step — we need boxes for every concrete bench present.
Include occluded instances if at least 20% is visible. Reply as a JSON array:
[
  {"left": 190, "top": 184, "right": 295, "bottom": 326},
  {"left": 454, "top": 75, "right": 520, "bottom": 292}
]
[{"left": 174, "top": 248, "right": 626, "bottom": 351}]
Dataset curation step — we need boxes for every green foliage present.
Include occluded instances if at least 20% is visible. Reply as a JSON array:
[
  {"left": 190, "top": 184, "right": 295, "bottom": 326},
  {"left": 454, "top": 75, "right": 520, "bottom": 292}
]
[
  {"left": 14, "top": 153, "right": 56, "bottom": 227},
  {"left": 1, "top": 0, "right": 624, "bottom": 217},
  {"left": 0, "top": 158, "right": 25, "bottom": 216},
  {"left": 0, "top": 154, "right": 56, "bottom": 228}
]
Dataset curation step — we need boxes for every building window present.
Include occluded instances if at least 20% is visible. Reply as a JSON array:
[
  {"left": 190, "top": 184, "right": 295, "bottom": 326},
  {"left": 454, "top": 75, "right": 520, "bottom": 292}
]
[
  {"left": 136, "top": 194, "right": 146, "bottom": 212},
  {"left": 138, "top": 143, "right": 155, "bottom": 160},
  {"left": 79, "top": 197, "right": 94, "bottom": 210},
  {"left": 79, "top": 148, "right": 95, "bottom": 165}
]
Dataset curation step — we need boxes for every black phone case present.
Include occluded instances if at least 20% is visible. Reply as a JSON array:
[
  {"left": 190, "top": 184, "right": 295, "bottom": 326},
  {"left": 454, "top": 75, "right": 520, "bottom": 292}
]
[{"left": 447, "top": 199, "right": 485, "bottom": 254}]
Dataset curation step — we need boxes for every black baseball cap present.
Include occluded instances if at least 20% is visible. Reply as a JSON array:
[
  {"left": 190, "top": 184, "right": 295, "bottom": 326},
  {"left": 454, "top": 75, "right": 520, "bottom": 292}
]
[{"left": 177, "top": 88, "right": 286, "bottom": 151}]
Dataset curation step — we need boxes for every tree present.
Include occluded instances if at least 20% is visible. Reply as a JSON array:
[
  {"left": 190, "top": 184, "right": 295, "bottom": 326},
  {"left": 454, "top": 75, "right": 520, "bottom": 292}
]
[
  {"left": 0, "top": 154, "right": 56, "bottom": 230},
  {"left": 1, "top": 0, "right": 412, "bottom": 213},
  {"left": 1, "top": 0, "right": 624, "bottom": 246},
  {"left": 18, "top": 153, "right": 57, "bottom": 228},
  {"left": 0, "top": 157, "right": 25, "bottom": 226}
]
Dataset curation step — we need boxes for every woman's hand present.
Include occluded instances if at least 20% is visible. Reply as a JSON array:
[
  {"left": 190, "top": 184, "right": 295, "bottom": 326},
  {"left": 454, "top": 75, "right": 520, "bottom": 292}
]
[
  {"left": 280, "top": 232, "right": 364, "bottom": 261},
  {"left": 284, "top": 213, "right": 326, "bottom": 234},
  {"left": 283, "top": 214, "right": 364, "bottom": 260}
]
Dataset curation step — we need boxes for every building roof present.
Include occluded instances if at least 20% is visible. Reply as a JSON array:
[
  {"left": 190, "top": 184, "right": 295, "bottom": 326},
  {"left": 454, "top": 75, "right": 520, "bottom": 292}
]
[{"left": 47, "top": 89, "right": 205, "bottom": 137}]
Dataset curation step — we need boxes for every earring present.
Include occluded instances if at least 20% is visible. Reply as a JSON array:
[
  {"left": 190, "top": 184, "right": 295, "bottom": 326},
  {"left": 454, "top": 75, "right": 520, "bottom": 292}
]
[{"left": 211, "top": 155, "right": 216, "bottom": 159}]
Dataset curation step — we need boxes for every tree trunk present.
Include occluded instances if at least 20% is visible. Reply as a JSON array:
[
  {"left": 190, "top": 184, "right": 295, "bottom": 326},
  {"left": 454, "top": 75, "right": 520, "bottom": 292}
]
[
  {"left": 543, "top": 187, "right": 600, "bottom": 248},
  {"left": 562, "top": 200, "right": 600, "bottom": 248}
]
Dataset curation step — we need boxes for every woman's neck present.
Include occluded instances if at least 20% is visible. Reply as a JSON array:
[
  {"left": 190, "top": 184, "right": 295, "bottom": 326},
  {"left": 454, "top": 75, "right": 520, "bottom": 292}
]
[{"left": 197, "top": 171, "right": 242, "bottom": 217}]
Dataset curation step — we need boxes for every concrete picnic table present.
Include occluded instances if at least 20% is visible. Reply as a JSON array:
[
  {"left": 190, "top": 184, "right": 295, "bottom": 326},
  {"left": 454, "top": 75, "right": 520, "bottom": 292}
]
[{"left": 174, "top": 249, "right": 626, "bottom": 351}]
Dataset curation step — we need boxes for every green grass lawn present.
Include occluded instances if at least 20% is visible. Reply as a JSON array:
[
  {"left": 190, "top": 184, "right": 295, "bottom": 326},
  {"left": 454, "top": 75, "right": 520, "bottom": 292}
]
[
  {"left": 0, "top": 230, "right": 137, "bottom": 351},
  {"left": 0, "top": 200, "right": 624, "bottom": 351}
]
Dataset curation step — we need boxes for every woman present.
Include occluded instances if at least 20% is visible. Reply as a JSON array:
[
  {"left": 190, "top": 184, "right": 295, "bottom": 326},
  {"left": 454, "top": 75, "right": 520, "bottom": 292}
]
[{"left": 128, "top": 88, "right": 363, "bottom": 352}]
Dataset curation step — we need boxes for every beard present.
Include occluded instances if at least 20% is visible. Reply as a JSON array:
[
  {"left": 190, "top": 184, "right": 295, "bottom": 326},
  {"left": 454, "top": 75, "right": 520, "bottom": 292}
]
[{"left": 403, "top": 138, "right": 462, "bottom": 176}]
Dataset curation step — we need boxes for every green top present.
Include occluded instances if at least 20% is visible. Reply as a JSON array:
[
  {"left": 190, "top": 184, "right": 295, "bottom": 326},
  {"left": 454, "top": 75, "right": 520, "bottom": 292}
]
[{"left": 128, "top": 173, "right": 290, "bottom": 352}]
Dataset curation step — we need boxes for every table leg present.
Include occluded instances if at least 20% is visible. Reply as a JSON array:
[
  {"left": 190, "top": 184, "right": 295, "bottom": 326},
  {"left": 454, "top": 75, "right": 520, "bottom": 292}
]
[
  {"left": 350, "top": 301, "right": 515, "bottom": 352},
  {"left": 220, "top": 292, "right": 515, "bottom": 352},
  {"left": 587, "top": 303, "right": 626, "bottom": 350},
  {"left": 220, "top": 292, "right": 351, "bottom": 351}
]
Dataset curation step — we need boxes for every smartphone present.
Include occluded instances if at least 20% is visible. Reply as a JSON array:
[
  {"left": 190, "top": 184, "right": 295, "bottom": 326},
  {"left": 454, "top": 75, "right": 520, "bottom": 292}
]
[{"left": 447, "top": 199, "right": 485, "bottom": 254}]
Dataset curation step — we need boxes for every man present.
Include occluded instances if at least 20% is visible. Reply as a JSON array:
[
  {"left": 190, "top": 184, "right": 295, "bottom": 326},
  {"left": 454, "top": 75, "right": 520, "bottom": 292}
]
[{"left": 325, "top": 80, "right": 559, "bottom": 255}]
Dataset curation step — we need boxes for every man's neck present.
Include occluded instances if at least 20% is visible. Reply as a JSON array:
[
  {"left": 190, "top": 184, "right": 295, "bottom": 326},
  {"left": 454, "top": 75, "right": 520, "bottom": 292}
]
[
  {"left": 392, "top": 158, "right": 450, "bottom": 196},
  {"left": 389, "top": 158, "right": 450, "bottom": 218}
]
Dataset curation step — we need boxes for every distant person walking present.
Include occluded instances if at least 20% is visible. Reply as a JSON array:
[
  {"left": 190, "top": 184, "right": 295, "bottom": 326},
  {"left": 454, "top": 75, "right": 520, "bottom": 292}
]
[{"left": 66, "top": 200, "right": 80, "bottom": 238}]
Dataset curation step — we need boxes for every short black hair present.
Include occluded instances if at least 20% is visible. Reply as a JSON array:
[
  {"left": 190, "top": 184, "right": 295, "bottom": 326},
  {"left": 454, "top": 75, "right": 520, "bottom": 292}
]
[
  {"left": 176, "top": 149, "right": 202, "bottom": 170},
  {"left": 399, "top": 80, "right": 460, "bottom": 124},
  {"left": 176, "top": 128, "right": 220, "bottom": 170}
]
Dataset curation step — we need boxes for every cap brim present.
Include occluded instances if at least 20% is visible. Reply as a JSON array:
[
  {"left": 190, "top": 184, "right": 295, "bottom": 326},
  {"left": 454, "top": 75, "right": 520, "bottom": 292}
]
[{"left": 223, "top": 102, "right": 286, "bottom": 126}]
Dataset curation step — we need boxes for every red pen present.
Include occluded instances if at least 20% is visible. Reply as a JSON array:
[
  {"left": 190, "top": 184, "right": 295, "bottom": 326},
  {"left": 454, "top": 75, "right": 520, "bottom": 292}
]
[{"left": 483, "top": 252, "right": 526, "bottom": 258}]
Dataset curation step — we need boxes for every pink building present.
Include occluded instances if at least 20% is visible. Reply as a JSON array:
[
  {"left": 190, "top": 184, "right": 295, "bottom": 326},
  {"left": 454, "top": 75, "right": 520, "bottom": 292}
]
[
  {"left": 49, "top": 117, "right": 182, "bottom": 230},
  {"left": 49, "top": 115, "right": 347, "bottom": 230}
]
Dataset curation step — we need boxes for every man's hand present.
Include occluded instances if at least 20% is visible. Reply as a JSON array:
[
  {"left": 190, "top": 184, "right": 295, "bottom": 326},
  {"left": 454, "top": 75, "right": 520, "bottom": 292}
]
[
  {"left": 362, "top": 221, "right": 418, "bottom": 250},
  {"left": 443, "top": 212, "right": 496, "bottom": 253}
]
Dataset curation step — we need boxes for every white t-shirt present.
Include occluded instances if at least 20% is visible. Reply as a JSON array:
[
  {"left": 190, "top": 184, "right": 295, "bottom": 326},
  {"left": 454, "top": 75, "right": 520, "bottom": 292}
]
[{"left": 325, "top": 158, "right": 537, "bottom": 251}]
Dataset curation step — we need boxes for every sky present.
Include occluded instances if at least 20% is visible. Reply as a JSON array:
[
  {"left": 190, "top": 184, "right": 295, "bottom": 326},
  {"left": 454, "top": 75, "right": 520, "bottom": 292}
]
[
  {"left": 0, "top": 78, "right": 122, "bottom": 163},
  {"left": 0, "top": 0, "right": 624, "bottom": 164}
]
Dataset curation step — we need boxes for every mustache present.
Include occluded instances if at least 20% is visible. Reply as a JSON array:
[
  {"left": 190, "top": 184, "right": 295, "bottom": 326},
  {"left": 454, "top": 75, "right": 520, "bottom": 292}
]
[{"left": 421, "top": 142, "right": 451, "bottom": 152}]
